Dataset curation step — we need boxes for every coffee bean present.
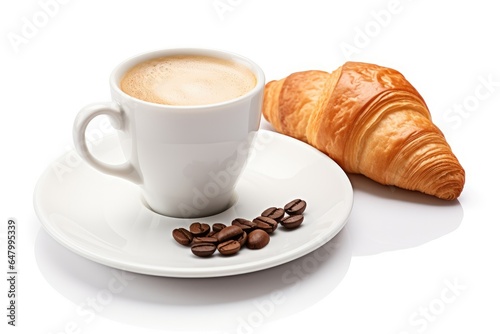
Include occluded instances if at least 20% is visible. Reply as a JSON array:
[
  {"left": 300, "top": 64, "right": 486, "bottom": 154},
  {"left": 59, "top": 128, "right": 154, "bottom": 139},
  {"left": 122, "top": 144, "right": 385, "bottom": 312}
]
[
  {"left": 281, "top": 214, "right": 304, "bottom": 229},
  {"left": 206, "top": 231, "right": 218, "bottom": 237},
  {"left": 189, "top": 222, "right": 210, "bottom": 236},
  {"left": 192, "top": 236, "right": 218, "bottom": 244},
  {"left": 172, "top": 228, "right": 193, "bottom": 246},
  {"left": 231, "top": 218, "right": 256, "bottom": 232},
  {"left": 217, "top": 240, "right": 241, "bottom": 256},
  {"left": 212, "top": 223, "right": 226, "bottom": 232},
  {"left": 253, "top": 216, "right": 278, "bottom": 233},
  {"left": 172, "top": 198, "right": 308, "bottom": 259},
  {"left": 237, "top": 231, "right": 248, "bottom": 247},
  {"left": 191, "top": 243, "right": 217, "bottom": 257},
  {"left": 217, "top": 225, "right": 243, "bottom": 243},
  {"left": 247, "top": 229, "right": 270, "bottom": 249},
  {"left": 284, "top": 199, "right": 307, "bottom": 215},
  {"left": 261, "top": 207, "right": 285, "bottom": 222}
]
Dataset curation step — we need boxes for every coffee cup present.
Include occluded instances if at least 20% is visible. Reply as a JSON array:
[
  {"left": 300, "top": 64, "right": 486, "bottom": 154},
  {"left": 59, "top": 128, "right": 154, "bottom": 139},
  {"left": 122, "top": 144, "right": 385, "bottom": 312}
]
[{"left": 73, "top": 48, "right": 265, "bottom": 218}]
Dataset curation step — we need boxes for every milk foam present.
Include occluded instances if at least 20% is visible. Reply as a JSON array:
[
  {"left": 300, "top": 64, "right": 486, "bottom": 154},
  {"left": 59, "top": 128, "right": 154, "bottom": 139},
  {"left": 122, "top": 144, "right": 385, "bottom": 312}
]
[{"left": 120, "top": 55, "right": 256, "bottom": 106}]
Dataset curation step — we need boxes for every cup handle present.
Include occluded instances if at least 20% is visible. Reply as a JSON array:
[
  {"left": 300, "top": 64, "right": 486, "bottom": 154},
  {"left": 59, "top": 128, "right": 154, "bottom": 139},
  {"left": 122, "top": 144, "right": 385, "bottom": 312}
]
[{"left": 73, "top": 102, "right": 141, "bottom": 184}]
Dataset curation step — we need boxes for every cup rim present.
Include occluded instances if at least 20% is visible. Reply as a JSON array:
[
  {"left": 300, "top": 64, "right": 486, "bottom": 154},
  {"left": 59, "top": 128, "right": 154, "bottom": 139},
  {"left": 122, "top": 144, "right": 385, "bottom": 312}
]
[{"left": 110, "top": 48, "right": 265, "bottom": 110}]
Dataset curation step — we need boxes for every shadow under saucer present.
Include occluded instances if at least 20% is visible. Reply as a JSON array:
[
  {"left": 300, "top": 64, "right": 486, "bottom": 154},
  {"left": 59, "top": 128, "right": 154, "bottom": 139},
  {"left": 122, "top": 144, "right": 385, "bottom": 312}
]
[{"left": 35, "top": 226, "right": 352, "bottom": 332}]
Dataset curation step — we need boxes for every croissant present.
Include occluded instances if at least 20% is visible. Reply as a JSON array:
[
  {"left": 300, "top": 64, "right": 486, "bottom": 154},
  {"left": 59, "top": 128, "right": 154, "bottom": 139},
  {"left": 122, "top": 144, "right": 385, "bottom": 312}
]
[{"left": 263, "top": 61, "right": 465, "bottom": 200}]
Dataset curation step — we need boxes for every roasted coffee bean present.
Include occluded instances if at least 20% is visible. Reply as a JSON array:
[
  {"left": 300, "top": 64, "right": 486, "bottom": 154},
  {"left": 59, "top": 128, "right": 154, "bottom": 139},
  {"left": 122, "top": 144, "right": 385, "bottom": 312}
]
[
  {"left": 284, "top": 199, "right": 307, "bottom": 215},
  {"left": 231, "top": 218, "right": 256, "bottom": 232},
  {"left": 281, "top": 214, "right": 304, "bottom": 229},
  {"left": 206, "top": 231, "right": 218, "bottom": 237},
  {"left": 261, "top": 207, "right": 285, "bottom": 222},
  {"left": 191, "top": 243, "right": 217, "bottom": 257},
  {"left": 217, "top": 225, "right": 243, "bottom": 243},
  {"left": 253, "top": 216, "right": 278, "bottom": 233},
  {"left": 173, "top": 198, "right": 308, "bottom": 258},
  {"left": 217, "top": 240, "right": 241, "bottom": 256},
  {"left": 236, "top": 231, "right": 248, "bottom": 247},
  {"left": 247, "top": 229, "right": 270, "bottom": 249},
  {"left": 172, "top": 228, "right": 193, "bottom": 246},
  {"left": 189, "top": 222, "right": 210, "bottom": 236},
  {"left": 212, "top": 223, "right": 227, "bottom": 232},
  {"left": 192, "top": 236, "right": 218, "bottom": 244}
]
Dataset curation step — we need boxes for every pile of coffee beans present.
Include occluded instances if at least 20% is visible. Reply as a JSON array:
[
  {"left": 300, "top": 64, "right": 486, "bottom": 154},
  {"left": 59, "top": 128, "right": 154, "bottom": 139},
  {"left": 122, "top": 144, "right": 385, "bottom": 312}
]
[{"left": 172, "top": 199, "right": 307, "bottom": 257}]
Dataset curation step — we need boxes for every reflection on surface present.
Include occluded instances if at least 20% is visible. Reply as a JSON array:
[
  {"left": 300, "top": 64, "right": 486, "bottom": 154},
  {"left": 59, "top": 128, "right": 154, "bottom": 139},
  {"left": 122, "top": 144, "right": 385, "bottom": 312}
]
[
  {"left": 35, "top": 142, "right": 464, "bottom": 332},
  {"left": 35, "top": 227, "right": 351, "bottom": 332},
  {"left": 347, "top": 174, "right": 464, "bottom": 256}
]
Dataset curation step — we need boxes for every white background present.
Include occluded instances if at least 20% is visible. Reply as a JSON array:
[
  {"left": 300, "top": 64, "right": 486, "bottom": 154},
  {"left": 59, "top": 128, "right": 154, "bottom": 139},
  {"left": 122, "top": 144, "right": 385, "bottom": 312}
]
[{"left": 1, "top": 0, "right": 499, "bottom": 333}]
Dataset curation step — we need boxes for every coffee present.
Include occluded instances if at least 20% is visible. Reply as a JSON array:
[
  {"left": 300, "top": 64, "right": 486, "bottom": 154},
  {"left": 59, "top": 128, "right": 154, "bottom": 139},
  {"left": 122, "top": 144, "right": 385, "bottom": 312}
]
[
  {"left": 75, "top": 48, "right": 264, "bottom": 218},
  {"left": 120, "top": 55, "right": 256, "bottom": 106}
]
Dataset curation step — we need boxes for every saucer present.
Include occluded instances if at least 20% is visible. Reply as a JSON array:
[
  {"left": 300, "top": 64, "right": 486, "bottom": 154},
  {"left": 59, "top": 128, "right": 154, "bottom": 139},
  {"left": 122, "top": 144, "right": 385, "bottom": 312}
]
[{"left": 34, "top": 130, "right": 353, "bottom": 278}]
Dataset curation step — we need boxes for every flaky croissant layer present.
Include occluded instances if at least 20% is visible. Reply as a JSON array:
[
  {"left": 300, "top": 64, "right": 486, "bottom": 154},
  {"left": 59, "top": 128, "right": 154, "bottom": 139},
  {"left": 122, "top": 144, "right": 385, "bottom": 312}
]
[{"left": 263, "top": 62, "right": 465, "bottom": 200}]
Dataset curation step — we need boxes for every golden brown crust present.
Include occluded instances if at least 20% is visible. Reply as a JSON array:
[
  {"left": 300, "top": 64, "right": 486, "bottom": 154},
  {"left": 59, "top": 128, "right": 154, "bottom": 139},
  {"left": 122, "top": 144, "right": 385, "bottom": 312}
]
[{"left": 263, "top": 61, "right": 465, "bottom": 200}]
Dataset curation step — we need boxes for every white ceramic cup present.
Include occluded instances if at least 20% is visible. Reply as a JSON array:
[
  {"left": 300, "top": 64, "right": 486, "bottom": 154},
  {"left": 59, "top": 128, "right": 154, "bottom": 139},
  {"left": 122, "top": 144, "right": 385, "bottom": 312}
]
[{"left": 73, "top": 48, "right": 265, "bottom": 218}]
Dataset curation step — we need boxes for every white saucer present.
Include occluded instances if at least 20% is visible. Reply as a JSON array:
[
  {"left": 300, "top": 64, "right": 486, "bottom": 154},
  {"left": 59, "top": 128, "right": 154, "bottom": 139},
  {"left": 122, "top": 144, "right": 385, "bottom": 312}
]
[{"left": 34, "top": 130, "right": 353, "bottom": 278}]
